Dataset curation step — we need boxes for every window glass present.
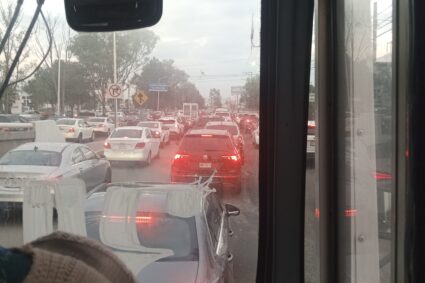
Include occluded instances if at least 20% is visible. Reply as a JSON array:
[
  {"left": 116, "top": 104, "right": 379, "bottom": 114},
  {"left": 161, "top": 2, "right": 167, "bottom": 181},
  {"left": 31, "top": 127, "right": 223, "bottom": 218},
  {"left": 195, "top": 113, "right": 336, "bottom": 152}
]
[
  {"left": 145, "top": 129, "right": 152, "bottom": 139},
  {"left": 80, "top": 147, "right": 97, "bottom": 161},
  {"left": 179, "top": 135, "right": 234, "bottom": 153},
  {"left": 0, "top": 150, "right": 61, "bottom": 166},
  {"left": 204, "top": 195, "right": 222, "bottom": 248},
  {"left": 72, "top": 148, "right": 85, "bottom": 164},
  {"left": 110, "top": 129, "right": 142, "bottom": 139}
]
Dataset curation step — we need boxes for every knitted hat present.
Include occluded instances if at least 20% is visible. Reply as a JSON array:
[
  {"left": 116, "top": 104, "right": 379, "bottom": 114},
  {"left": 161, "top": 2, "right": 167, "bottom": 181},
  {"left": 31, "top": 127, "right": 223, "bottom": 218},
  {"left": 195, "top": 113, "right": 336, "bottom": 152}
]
[{"left": 14, "top": 231, "right": 137, "bottom": 283}]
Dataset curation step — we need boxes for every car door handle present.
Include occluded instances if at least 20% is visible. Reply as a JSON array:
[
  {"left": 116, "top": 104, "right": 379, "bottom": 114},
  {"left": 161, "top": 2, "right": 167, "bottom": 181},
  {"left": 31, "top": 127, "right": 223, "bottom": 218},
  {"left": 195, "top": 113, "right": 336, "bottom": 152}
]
[{"left": 227, "top": 253, "right": 234, "bottom": 262}]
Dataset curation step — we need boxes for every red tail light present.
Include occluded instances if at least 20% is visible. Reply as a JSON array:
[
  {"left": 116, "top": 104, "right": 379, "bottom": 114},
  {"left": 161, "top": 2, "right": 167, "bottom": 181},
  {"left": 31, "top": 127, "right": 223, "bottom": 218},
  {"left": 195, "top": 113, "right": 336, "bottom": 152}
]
[
  {"left": 222, "top": 155, "right": 239, "bottom": 162},
  {"left": 135, "top": 142, "right": 145, "bottom": 149},
  {"left": 99, "top": 124, "right": 105, "bottom": 127},
  {"left": 154, "top": 131, "right": 160, "bottom": 135},
  {"left": 201, "top": 134, "right": 212, "bottom": 137},
  {"left": 373, "top": 171, "right": 392, "bottom": 180},
  {"left": 344, "top": 209, "right": 357, "bottom": 217},
  {"left": 308, "top": 124, "right": 316, "bottom": 129},
  {"left": 102, "top": 215, "right": 152, "bottom": 224},
  {"left": 67, "top": 127, "right": 75, "bottom": 133},
  {"left": 104, "top": 142, "right": 111, "bottom": 149}
]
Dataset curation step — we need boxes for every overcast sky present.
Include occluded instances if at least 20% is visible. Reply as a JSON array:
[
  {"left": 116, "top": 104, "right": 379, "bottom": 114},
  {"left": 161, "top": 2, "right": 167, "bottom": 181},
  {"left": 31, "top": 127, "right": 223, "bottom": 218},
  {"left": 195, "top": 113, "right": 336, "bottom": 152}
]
[{"left": 18, "top": 0, "right": 261, "bottom": 101}]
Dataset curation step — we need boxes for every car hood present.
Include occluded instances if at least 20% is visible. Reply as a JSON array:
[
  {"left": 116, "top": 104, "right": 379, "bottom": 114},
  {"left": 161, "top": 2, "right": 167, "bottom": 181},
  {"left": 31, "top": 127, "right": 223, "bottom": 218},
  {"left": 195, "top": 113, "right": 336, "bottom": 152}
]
[{"left": 136, "top": 261, "right": 199, "bottom": 283}]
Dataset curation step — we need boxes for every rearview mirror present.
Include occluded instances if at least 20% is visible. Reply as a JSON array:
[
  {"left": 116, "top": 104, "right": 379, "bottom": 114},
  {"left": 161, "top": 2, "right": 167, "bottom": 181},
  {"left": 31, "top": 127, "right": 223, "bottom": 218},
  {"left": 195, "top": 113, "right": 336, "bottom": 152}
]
[{"left": 65, "top": 0, "right": 163, "bottom": 32}]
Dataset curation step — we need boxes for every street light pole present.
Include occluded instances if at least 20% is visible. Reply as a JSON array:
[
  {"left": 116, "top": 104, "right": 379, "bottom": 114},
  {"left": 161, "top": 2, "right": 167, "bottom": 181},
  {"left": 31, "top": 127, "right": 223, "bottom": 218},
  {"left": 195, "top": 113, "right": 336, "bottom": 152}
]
[
  {"left": 57, "top": 52, "right": 61, "bottom": 116},
  {"left": 113, "top": 32, "right": 117, "bottom": 128}
]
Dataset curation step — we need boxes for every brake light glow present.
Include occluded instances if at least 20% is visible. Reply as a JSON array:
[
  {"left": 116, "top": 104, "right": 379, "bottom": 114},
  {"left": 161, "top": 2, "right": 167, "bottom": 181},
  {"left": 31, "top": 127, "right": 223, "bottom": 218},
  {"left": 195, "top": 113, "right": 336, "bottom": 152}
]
[
  {"left": 222, "top": 155, "right": 239, "bottom": 161},
  {"left": 373, "top": 171, "right": 392, "bottom": 180},
  {"left": 67, "top": 127, "right": 75, "bottom": 133},
  {"left": 102, "top": 215, "right": 152, "bottom": 224},
  {"left": 135, "top": 142, "right": 145, "bottom": 149},
  {"left": 344, "top": 209, "right": 358, "bottom": 217},
  {"left": 174, "top": 154, "right": 189, "bottom": 160},
  {"left": 308, "top": 124, "right": 316, "bottom": 129},
  {"left": 103, "top": 142, "right": 111, "bottom": 149},
  {"left": 201, "top": 134, "right": 213, "bottom": 137}
]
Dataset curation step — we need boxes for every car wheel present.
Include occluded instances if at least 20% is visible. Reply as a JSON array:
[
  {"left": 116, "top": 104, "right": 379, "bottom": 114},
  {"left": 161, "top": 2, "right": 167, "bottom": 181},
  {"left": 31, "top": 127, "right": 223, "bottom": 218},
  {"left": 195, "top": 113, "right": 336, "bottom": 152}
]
[
  {"left": 105, "top": 169, "right": 112, "bottom": 183},
  {"left": 77, "top": 133, "right": 83, "bottom": 143}
]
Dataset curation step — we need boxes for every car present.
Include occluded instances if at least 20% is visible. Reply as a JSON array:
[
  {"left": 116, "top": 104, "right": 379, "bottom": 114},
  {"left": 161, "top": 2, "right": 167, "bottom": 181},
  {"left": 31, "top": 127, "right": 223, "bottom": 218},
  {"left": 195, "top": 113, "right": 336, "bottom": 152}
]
[
  {"left": 158, "top": 117, "right": 184, "bottom": 139},
  {"left": 87, "top": 117, "right": 115, "bottom": 135},
  {"left": 306, "top": 120, "right": 316, "bottom": 162},
  {"left": 56, "top": 118, "right": 95, "bottom": 143},
  {"left": 138, "top": 121, "right": 170, "bottom": 147},
  {"left": 239, "top": 114, "right": 259, "bottom": 134},
  {"left": 125, "top": 114, "right": 140, "bottom": 126},
  {"left": 171, "top": 129, "right": 243, "bottom": 193},
  {"left": 0, "top": 114, "right": 32, "bottom": 132},
  {"left": 214, "top": 109, "right": 232, "bottom": 121},
  {"left": 252, "top": 126, "right": 260, "bottom": 149},
  {"left": 0, "top": 142, "right": 111, "bottom": 202},
  {"left": 195, "top": 115, "right": 225, "bottom": 129},
  {"left": 205, "top": 121, "right": 245, "bottom": 163},
  {"left": 85, "top": 181, "right": 240, "bottom": 283},
  {"left": 103, "top": 126, "right": 160, "bottom": 166},
  {"left": 20, "top": 111, "right": 41, "bottom": 121}
]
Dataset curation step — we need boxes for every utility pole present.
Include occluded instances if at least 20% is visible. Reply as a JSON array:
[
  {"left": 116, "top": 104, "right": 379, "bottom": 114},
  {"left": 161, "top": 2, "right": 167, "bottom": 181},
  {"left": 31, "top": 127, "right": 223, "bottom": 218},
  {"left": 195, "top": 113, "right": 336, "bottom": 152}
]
[
  {"left": 113, "top": 32, "right": 117, "bottom": 127},
  {"left": 57, "top": 56, "right": 61, "bottom": 116}
]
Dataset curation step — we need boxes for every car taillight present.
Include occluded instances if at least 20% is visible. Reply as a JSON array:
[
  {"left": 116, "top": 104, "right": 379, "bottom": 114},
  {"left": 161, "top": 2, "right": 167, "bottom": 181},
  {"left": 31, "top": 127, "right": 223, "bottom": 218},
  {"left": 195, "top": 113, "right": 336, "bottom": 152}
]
[
  {"left": 222, "top": 155, "right": 239, "bottom": 162},
  {"left": 102, "top": 215, "right": 152, "bottom": 224},
  {"left": 67, "top": 127, "right": 75, "bottom": 133},
  {"left": 373, "top": 171, "right": 392, "bottom": 180},
  {"left": 99, "top": 124, "right": 105, "bottom": 127},
  {"left": 154, "top": 131, "right": 160, "bottom": 135},
  {"left": 308, "top": 124, "right": 316, "bottom": 129},
  {"left": 344, "top": 209, "right": 357, "bottom": 217},
  {"left": 135, "top": 142, "right": 145, "bottom": 148},
  {"left": 104, "top": 142, "right": 111, "bottom": 149}
]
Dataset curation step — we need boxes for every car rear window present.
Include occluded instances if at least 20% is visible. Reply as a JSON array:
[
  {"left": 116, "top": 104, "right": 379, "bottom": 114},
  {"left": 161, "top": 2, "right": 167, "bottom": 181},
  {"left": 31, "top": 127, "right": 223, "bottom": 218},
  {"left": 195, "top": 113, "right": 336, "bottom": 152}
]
[
  {"left": 205, "top": 125, "right": 238, "bottom": 135},
  {"left": 215, "top": 112, "right": 230, "bottom": 117},
  {"left": 88, "top": 118, "right": 105, "bottom": 123},
  {"left": 85, "top": 212, "right": 199, "bottom": 261},
  {"left": 159, "top": 120, "right": 175, "bottom": 124},
  {"left": 56, "top": 119, "right": 76, "bottom": 125},
  {"left": 111, "top": 129, "right": 143, "bottom": 139},
  {"left": 139, "top": 122, "right": 159, "bottom": 128},
  {"left": 0, "top": 150, "right": 61, "bottom": 166},
  {"left": 179, "top": 135, "right": 234, "bottom": 153}
]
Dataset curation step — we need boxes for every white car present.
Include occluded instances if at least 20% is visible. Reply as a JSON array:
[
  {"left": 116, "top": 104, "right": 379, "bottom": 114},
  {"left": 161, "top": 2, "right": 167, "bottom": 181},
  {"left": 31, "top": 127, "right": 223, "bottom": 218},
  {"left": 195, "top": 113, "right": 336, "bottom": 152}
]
[
  {"left": 0, "top": 142, "right": 111, "bottom": 202},
  {"left": 137, "top": 121, "right": 170, "bottom": 147},
  {"left": 214, "top": 110, "right": 232, "bottom": 122},
  {"left": 56, "top": 118, "right": 95, "bottom": 143},
  {"left": 103, "top": 126, "right": 160, "bottom": 166},
  {"left": 158, "top": 117, "right": 184, "bottom": 138},
  {"left": 87, "top": 117, "right": 115, "bottom": 135},
  {"left": 307, "top": 120, "right": 316, "bottom": 160}
]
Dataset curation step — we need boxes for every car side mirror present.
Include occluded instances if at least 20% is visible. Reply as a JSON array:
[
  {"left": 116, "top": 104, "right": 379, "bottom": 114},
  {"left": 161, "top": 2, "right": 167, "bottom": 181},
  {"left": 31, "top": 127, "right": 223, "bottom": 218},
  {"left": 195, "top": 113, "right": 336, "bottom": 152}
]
[
  {"left": 225, "top": 204, "right": 240, "bottom": 217},
  {"left": 65, "top": 0, "right": 163, "bottom": 32}
]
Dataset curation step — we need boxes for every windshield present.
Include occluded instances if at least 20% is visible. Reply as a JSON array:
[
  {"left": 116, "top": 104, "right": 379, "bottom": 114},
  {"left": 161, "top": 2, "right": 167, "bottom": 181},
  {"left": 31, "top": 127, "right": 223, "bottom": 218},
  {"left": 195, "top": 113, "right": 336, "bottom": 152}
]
[
  {"left": 205, "top": 125, "right": 238, "bottom": 135},
  {"left": 56, "top": 119, "right": 76, "bottom": 125},
  {"left": 159, "top": 120, "right": 175, "bottom": 124},
  {"left": 110, "top": 129, "right": 143, "bottom": 139},
  {"left": 86, "top": 212, "right": 198, "bottom": 261},
  {"left": 179, "top": 135, "right": 234, "bottom": 153},
  {"left": 138, "top": 122, "right": 159, "bottom": 128},
  {"left": 0, "top": 150, "right": 61, "bottom": 166}
]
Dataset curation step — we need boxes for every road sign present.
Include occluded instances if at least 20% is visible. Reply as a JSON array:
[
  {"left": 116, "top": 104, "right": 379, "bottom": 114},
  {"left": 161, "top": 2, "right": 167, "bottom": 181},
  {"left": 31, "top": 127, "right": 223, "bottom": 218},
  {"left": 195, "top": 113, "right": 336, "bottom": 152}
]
[
  {"left": 231, "top": 86, "right": 244, "bottom": 95},
  {"left": 149, "top": 83, "right": 168, "bottom": 92},
  {"left": 107, "top": 84, "right": 123, "bottom": 99},
  {"left": 132, "top": 91, "right": 149, "bottom": 107}
]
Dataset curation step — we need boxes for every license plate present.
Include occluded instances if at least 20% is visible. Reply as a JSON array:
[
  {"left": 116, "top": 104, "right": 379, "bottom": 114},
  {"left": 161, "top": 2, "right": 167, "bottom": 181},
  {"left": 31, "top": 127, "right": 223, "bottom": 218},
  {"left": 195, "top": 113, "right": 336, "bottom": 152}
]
[
  {"left": 118, "top": 144, "right": 128, "bottom": 150},
  {"left": 199, "top": 162, "right": 212, "bottom": 169}
]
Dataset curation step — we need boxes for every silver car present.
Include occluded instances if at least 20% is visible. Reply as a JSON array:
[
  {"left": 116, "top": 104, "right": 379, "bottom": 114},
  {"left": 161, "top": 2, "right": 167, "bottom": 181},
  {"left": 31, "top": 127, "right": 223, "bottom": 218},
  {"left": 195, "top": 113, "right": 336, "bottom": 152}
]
[
  {"left": 85, "top": 182, "right": 239, "bottom": 283},
  {"left": 0, "top": 142, "right": 111, "bottom": 202}
]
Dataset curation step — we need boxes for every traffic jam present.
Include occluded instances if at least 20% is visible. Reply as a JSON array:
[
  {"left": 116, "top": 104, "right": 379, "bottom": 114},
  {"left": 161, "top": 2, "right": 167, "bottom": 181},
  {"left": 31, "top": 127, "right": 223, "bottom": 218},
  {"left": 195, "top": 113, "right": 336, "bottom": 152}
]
[{"left": 0, "top": 104, "right": 263, "bottom": 282}]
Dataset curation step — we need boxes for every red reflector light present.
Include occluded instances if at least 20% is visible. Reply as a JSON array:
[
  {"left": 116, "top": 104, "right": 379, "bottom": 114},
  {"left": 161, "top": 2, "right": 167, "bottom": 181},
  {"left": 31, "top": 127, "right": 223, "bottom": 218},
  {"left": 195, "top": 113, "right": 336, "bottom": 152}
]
[
  {"left": 67, "top": 127, "right": 75, "bottom": 133},
  {"left": 222, "top": 155, "right": 239, "bottom": 161},
  {"left": 174, "top": 154, "right": 189, "bottom": 160},
  {"left": 314, "top": 208, "right": 320, "bottom": 218},
  {"left": 344, "top": 209, "right": 357, "bottom": 217},
  {"left": 155, "top": 131, "right": 160, "bottom": 135},
  {"left": 308, "top": 124, "right": 316, "bottom": 129},
  {"left": 373, "top": 171, "right": 392, "bottom": 180},
  {"left": 104, "top": 142, "right": 111, "bottom": 149},
  {"left": 201, "top": 134, "right": 212, "bottom": 137},
  {"left": 135, "top": 142, "right": 145, "bottom": 149},
  {"left": 102, "top": 215, "right": 152, "bottom": 224}
]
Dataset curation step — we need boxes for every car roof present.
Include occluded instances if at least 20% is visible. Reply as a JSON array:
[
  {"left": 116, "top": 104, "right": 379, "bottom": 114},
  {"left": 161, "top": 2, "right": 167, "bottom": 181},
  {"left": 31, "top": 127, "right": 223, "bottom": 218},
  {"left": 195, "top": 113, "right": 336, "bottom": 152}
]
[
  {"left": 205, "top": 121, "right": 238, "bottom": 127},
  {"left": 13, "top": 142, "right": 74, "bottom": 152},
  {"left": 115, "top": 126, "right": 146, "bottom": 130},
  {"left": 187, "top": 129, "right": 230, "bottom": 136},
  {"left": 159, "top": 117, "right": 176, "bottom": 120}
]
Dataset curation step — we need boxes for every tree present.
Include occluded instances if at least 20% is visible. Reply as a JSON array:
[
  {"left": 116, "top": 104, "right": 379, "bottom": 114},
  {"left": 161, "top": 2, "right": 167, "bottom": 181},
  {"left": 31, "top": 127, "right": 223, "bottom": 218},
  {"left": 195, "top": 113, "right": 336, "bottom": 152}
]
[
  {"left": 209, "top": 88, "right": 222, "bottom": 108},
  {"left": 69, "top": 30, "right": 158, "bottom": 113},
  {"left": 24, "top": 61, "right": 90, "bottom": 112},
  {"left": 240, "top": 74, "right": 259, "bottom": 110},
  {"left": 0, "top": 3, "right": 51, "bottom": 113},
  {"left": 132, "top": 58, "right": 205, "bottom": 110}
]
